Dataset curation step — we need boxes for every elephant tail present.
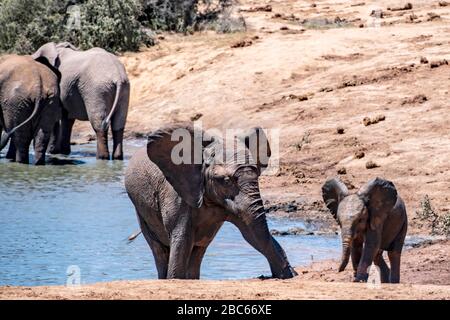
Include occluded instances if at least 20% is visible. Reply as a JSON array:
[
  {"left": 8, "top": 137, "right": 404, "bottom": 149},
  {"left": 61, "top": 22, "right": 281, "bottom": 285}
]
[
  {"left": 101, "top": 82, "right": 122, "bottom": 132},
  {"left": 127, "top": 230, "right": 142, "bottom": 243},
  {"left": 0, "top": 99, "right": 41, "bottom": 151}
]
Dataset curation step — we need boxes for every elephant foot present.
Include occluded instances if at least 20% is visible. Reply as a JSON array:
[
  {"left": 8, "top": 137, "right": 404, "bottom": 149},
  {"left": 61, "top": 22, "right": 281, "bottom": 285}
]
[
  {"left": 353, "top": 273, "right": 369, "bottom": 283},
  {"left": 96, "top": 153, "right": 110, "bottom": 160},
  {"left": 112, "top": 153, "right": 123, "bottom": 161},
  {"left": 34, "top": 158, "right": 46, "bottom": 166},
  {"left": 6, "top": 142, "right": 16, "bottom": 160},
  {"left": 48, "top": 145, "right": 61, "bottom": 155}
]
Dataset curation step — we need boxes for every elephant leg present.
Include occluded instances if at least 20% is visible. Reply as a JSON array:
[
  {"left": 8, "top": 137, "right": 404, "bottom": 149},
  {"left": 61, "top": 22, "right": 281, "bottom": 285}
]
[
  {"left": 373, "top": 250, "right": 390, "bottom": 283},
  {"left": 351, "top": 240, "right": 363, "bottom": 277},
  {"left": 355, "top": 229, "right": 382, "bottom": 282},
  {"left": 33, "top": 128, "right": 51, "bottom": 165},
  {"left": 95, "top": 129, "right": 110, "bottom": 160},
  {"left": 60, "top": 117, "right": 75, "bottom": 155},
  {"left": 167, "top": 215, "right": 193, "bottom": 279},
  {"left": 112, "top": 128, "right": 124, "bottom": 160},
  {"left": 187, "top": 246, "right": 208, "bottom": 279},
  {"left": 388, "top": 251, "right": 401, "bottom": 283},
  {"left": 137, "top": 213, "right": 169, "bottom": 279},
  {"left": 6, "top": 138, "right": 16, "bottom": 160},
  {"left": 47, "top": 121, "right": 60, "bottom": 154},
  {"left": 13, "top": 133, "right": 32, "bottom": 164}
]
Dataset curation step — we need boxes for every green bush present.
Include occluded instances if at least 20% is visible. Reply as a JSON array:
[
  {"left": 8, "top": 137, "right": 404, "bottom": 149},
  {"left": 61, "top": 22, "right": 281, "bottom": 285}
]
[
  {"left": 0, "top": 0, "right": 150, "bottom": 53},
  {"left": 0, "top": 0, "right": 237, "bottom": 54},
  {"left": 140, "top": 0, "right": 235, "bottom": 32}
]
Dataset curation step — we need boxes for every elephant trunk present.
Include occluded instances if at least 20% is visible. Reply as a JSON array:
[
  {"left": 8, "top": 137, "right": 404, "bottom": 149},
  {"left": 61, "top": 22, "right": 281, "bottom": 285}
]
[{"left": 338, "top": 231, "right": 353, "bottom": 272}]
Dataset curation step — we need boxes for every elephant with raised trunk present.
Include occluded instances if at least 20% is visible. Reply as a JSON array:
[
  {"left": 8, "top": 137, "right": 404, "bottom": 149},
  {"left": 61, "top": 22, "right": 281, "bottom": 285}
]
[
  {"left": 32, "top": 42, "right": 130, "bottom": 160},
  {"left": 125, "top": 124, "right": 297, "bottom": 279},
  {"left": 0, "top": 55, "right": 60, "bottom": 165},
  {"left": 322, "top": 177, "right": 408, "bottom": 283}
]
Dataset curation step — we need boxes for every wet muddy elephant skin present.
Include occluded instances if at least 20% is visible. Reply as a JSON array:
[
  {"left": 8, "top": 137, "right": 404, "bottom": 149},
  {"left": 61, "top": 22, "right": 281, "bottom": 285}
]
[
  {"left": 125, "top": 124, "right": 297, "bottom": 279},
  {"left": 32, "top": 42, "right": 130, "bottom": 160},
  {"left": 0, "top": 55, "right": 60, "bottom": 165},
  {"left": 322, "top": 177, "right": 408, "bottom": 283}
]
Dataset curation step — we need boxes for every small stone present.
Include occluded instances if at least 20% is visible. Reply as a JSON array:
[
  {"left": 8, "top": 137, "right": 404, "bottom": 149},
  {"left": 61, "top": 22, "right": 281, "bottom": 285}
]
[
  {"left": 366, "top": 161, "right": 379, "bottom": 169},
  {"left": 355, "top": 151, "right": 365, "bottom": 159},
  {"left": 420, "top": 56, "right": 429, "bottom": 64},
  {"left": 336, "top": 127, "right": 345, "bottom": 134},
  {"left": 337, "top": 167, "right": 347, "bottom": 175},
  {"left": 363, "top": 117, "right": 372, "bottom": 126}
]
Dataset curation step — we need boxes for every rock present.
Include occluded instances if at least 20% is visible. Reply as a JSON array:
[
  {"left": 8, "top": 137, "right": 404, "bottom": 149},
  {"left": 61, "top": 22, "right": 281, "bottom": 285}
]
[
  {"left": 427, "top": 12, "right": 441, "bottom": 21},
  {"left": 430, "top": 59, "right": 448, "bottom": 68},
  {"left": 388, "top": 3, "right": 413, "bottom": 11},
  {"left": 336, "top": 127, "right": 345, "bottom": 134},
  {"left": 270, "top": 227, "right": 312, "bottom": 236},
  {"left": 354, "top": 150, "right": 365, "bottom": 159},
  {"left": 366, "top": 161, "right": 379, "bottom": 169},
  {"left": 280, "top": 26, "right": 289, "bottom": 31},
  {"left": 240, "top": 5, "right": 272, "bottom": 13},
  {"left": 190, "top": 113, "right": 203, "bottom": 121},
  {"left": 337, "top": 167, "right": 347, "bottom": 175},
  {"left": 231, "top": 40, "right": 253, "bottom": 48},
  {"left": 401, "top": 94, "right": 428, "bottom": 105},
  {"left": 439, "top": 1, "right": 449, "bottom": 7},
  {"left": 363, "top": 114, "right": 386, "bottom": 126},
  {"left": 420, "top": 56, "right": 429, "bottom": 64}
]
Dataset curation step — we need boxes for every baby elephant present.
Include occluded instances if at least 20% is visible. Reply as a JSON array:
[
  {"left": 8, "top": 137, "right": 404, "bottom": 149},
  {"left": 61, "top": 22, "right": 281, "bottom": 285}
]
[{"left": 322, "top": 177, "right": 407, "bottom": 283}]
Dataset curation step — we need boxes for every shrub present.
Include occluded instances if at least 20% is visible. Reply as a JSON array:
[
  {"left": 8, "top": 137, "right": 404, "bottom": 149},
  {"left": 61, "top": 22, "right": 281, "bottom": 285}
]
[
  {"left": 415, "top": 195, "right": 450, "bottom": 236},
  {"left": 0, "top": 0, "right": 239, "bottom": 54},
  {"left": 0, "top": 0, "right": 150, "bottom": 53},
  {"left": 140, "top": 0, "right": 238, "bottom": 32}
]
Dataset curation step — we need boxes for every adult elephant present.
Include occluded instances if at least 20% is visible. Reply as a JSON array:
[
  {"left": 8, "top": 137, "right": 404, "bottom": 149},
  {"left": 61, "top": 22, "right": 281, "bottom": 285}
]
[
  {"left": 125, "top": 124, "right": 297, "bottom": 279},
  {"left": 0, "top": 55, "right": 60, "bottom": 165},
  {"left": 32, "top": 42, "right": 130, "bottom": 160},
  {"left": 322, "top": 177, "right": 408, "bottom": 283}
]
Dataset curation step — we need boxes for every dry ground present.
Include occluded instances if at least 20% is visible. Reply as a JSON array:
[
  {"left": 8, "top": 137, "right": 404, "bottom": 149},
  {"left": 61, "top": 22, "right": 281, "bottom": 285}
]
[{"left": 12, "top": 0, "right": 449, "bottom": 299}]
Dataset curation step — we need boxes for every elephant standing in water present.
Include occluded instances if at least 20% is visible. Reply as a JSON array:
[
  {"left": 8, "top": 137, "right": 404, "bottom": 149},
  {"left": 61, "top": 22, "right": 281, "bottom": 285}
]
[
  {"left": 322, "top": 177, "right": 408, "bottom": 283},
  {"left": 32, "top": 42, "right": 130, "bottom": 160},
  {"left": 125, "top": 124, "right": 297, "bottom": 279},
  {"left": 0, "top": 55, "right": 60, "bottom": 165}
]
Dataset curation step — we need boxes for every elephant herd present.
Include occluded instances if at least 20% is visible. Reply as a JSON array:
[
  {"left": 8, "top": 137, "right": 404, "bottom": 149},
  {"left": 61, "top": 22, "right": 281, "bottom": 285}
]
[
  {"left": 0, "top": 42, "right": 129, "bottom": 164},
  {"left": 0, "top": 43, "right": 408, "bottom": 283}
]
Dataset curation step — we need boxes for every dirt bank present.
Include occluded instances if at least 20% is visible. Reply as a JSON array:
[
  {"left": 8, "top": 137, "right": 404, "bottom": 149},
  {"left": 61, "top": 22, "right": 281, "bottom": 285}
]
[{"left": 1, "top": 239, "right": 448, "bottom": 300}]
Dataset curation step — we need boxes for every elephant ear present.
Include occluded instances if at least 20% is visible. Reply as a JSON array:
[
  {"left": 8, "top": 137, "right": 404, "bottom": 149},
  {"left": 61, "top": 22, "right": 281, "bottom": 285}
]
[
  {"left": 147, "top": 124, "right": 213, "bottom": 208},
  {"left": 240, "top": 127, "right": 271, "bottom": 174},
  {"left": 322, "top": 177, "right": 349, "bottom": 221},
  {"left": 357, "top": 177, "right": 398, "bottom": 231},
  {"left": 32, "top": 42, "right": 60, "bottom": 69}
]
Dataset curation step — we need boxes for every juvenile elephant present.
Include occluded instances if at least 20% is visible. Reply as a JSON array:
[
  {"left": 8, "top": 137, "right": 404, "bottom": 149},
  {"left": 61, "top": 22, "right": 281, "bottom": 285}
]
[
  {"left": 322, "top": 177, "right": 408, "bottom": 283},
  {"left": 32, "top": 42, "right": 130, "bottom": 160},
  {"left": 125, "top": 124, "right": 296, "bottom": 279},
  {"left": 0, "top": 55, "right": 60, "bottom": 165}
]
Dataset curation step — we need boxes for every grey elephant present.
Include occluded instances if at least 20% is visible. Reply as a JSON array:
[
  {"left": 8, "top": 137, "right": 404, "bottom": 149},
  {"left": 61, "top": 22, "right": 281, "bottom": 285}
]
[
  {"left": 0, "top": 55, "right": 60, "bottom": 165},
  {"left": 125, "top": 124, "right": 297, "bottom": 279},
  {"left": 32, "top": 42, "right": 130, "bottom": 160},
  {"left": 322, "top": 177, "right": 408, "bottom": 283}
]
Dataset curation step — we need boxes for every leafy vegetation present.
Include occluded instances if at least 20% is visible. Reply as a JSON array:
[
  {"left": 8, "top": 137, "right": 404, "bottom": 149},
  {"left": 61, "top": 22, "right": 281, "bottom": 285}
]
[{"left": 0, "top": 0, "right": 238, "bottom": 53}]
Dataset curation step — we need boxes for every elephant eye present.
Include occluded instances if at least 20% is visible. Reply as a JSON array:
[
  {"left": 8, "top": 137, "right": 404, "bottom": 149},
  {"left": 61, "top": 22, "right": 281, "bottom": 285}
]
[{"left": 216, "top": 175, "right": 233, "bottom": 185}]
